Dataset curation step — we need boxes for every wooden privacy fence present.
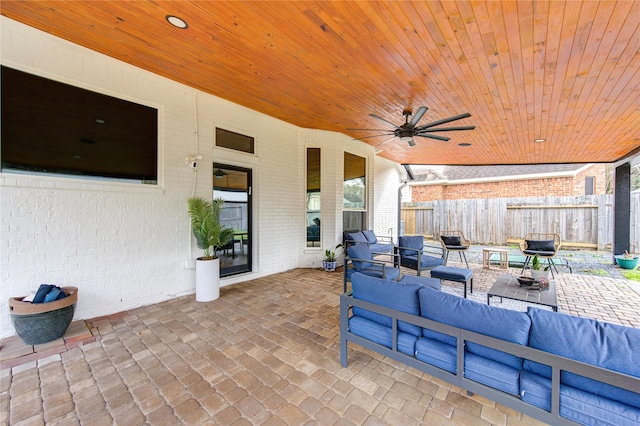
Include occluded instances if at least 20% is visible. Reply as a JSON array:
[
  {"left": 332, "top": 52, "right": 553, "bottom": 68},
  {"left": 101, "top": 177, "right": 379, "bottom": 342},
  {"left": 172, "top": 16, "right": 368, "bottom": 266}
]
[{"left": 401, "top": 193, "right": 640, "bottom": 253}]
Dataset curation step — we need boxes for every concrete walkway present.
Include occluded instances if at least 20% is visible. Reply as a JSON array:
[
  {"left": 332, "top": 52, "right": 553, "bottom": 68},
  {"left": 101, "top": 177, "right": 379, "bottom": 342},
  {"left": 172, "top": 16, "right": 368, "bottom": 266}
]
[{"left": 1, "top": 265, "right": 639, "bottom": 425}]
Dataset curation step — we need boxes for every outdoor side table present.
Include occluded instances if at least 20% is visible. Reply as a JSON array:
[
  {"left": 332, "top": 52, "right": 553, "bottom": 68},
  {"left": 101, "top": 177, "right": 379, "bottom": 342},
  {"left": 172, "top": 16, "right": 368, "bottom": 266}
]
[{"left": 482, "top": 248, "right": 508, "bottom": 270}]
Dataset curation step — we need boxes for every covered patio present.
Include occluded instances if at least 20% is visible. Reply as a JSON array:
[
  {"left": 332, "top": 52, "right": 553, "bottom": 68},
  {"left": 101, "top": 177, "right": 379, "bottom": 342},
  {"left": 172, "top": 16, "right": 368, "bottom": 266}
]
[{"left": 3, "top": 263, "right": 639, "bottom": 425}]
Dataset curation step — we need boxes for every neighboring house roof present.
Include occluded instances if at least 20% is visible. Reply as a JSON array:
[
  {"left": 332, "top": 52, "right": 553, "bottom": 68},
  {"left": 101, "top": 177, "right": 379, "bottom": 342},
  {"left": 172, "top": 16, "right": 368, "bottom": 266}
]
[{"left": 408, "top": 164, "right": 594, "bottom": 185}]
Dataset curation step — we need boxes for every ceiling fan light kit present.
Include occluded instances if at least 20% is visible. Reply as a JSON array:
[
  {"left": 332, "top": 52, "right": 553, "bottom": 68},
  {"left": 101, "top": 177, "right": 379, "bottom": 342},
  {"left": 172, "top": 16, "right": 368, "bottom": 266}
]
[{"left": 349, "top": 106, "right": 475, "bottom": 148}]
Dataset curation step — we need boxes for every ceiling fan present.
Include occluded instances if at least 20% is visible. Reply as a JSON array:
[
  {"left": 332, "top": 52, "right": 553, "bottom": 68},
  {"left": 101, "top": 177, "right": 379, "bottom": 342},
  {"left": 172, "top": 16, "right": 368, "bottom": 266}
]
[{"left": 348, "top": 106, "right": 475, "bottom": 147}]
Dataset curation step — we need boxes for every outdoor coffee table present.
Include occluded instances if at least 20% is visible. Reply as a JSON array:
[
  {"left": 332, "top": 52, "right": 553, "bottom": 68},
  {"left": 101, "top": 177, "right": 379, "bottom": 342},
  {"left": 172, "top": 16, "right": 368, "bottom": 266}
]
[{"left": 487, "top": 275, "right": 558, "bottom": 312}]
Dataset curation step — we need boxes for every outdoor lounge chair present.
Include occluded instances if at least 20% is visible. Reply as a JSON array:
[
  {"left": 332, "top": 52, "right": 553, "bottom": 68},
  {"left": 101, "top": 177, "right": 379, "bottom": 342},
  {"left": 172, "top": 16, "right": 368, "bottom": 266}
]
[
  {"left": 396, "top": 235, "right": 445, "bottom": 276},
  {"left": 519, "top": 233, "right": 561, "bottom": 278},
  {"left": 439, "top": 230, "right": 470, "bottom": 268},
  {"left": 343, "top": 243, "right": 400, "bottom": 292}
]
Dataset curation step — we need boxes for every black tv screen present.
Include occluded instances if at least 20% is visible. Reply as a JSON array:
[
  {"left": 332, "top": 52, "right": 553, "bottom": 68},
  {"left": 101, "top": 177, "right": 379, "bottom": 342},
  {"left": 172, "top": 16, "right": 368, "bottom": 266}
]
[{"left": 1, "top": 66, "right": 158, "bottom": 183}]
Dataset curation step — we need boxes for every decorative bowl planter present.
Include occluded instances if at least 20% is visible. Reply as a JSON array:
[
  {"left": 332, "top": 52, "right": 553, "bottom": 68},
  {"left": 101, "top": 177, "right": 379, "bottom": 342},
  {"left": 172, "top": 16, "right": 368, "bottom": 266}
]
[
  {"left": 615, "top": 255, "right": 639, "bottom": 270},
  {"left": 9, "top": 286, "right": 78, "bottom": 345},
  {"left": 323, "top": 261, "right": 337, "bottom": 272}
]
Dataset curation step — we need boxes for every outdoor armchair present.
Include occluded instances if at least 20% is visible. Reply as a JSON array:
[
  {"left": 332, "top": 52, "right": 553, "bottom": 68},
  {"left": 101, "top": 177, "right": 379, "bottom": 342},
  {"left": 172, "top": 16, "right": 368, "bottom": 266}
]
[
  {"left": 343, "top": 230, "right": 394, "bottom": 254},
  {"left": 396, "top": 235, "right": 445, "bottom": 276},
  {"left": 343, "top": 243, "right": 400, "bottom": 292},
  {"left": 519, "top": 233, "right": 562, "bottom": 278},
  {"left": 439, "top": 230, "right": 471, "bottom": 268}
]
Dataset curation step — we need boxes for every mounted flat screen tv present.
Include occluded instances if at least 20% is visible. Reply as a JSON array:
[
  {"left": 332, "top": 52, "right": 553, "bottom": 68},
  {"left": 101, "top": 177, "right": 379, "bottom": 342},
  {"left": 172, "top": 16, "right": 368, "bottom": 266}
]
[{"left": 1, "top": 66, "right": 158, "bottom": 184}]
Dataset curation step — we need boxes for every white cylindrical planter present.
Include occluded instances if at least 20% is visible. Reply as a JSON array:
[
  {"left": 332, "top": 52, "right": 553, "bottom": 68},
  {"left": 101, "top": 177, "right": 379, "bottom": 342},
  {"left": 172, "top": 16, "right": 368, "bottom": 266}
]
[{"left": 195, "top": 258, "right": 220, "bottom": 302}]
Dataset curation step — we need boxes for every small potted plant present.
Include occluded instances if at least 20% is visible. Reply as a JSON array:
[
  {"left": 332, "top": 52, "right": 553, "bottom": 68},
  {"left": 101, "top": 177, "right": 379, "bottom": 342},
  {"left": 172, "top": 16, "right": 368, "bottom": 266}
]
[
  {"left": 187, "top": 197, "right": 234, "bottom": 301},
  {"left": 614, "top": 250, "right": 639, "bottom": 270},
  {"left": 323, "top": 244, "right": 342, "bottom": 272},
  {"left": 530, "top": 254, "right": 551, "bottom": 281}
]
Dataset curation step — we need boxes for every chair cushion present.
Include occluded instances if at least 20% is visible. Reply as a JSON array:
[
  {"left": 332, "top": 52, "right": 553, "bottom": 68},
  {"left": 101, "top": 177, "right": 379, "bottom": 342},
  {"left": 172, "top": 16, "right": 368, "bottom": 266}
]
[
  {"left": 351, "top": 273, "right": 422, "bottom": 336},
  {"left": 430, "top": 266, "right": 473, "bottom": 282},
  {"left": 399, "top": 275, "right": 441, "bottom": 290},
  {"left": 370, "top": 243, "right": 394, "bottom": 253},
  {"left": 523, "top": 249, "right": 556, "bottom": 257},
  {"left": 398, "top": 236, "right": 424, "bottom": 257},
  {"left": 347, "top": 244, "right": 373, "bottom": 269},
  {"left": 401, "top": 254, "right": 443, "bottom": 270},
  {"left": 346, "top": 232, "right": 368, "bottom": 244},
  {"left": 349, "top": 316, "right": 417, "bottom": 356},
  {"left": 419, "top": 287, "right": 531, "bottom": 370},
  {"left": 520, "top": 370, "right": 640, "bottom": 425},
  {"left": 525, "top": 239, "right": 555, "bottom": 252},
  {"left": 524, "top": 308, "right": 640, "bottom": 409},
  {"left": 441, "top": 236, "right": 461, "bottom": 246},
  {"left": 362, "top": 230, "right": 378, "bottom": 244}
]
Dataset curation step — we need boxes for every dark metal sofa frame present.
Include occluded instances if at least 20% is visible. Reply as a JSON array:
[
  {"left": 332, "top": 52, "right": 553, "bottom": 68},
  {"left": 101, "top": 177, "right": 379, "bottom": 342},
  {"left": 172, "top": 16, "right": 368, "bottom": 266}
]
[{"left": 340, "top": 293, "right": 640, "bottom": 426}]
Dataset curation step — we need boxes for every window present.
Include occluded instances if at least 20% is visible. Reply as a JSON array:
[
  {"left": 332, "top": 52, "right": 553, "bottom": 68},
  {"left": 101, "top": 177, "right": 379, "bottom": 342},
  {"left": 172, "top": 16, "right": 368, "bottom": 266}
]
[
  {"left": 585, "top": 176, "right": 594, "bottom": 195},
  {"left": 216, "top": 128, "right": 254, "bottom": 154},
  {"left": 343, "top": 152, "right": 366, "bottom": 231},
  {"left": 306, "top": 148, "right": 321, "bottom": 247}
]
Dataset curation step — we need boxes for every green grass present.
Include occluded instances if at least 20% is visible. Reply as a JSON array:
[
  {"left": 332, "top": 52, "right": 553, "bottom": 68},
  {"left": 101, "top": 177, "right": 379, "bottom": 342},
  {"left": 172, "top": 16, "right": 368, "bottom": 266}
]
[
  {"left": 622, "top": 268, "right": 640, "bottom": 282},
  {"left": 581, "top": 269, "right": 608, "bottom": 276}
]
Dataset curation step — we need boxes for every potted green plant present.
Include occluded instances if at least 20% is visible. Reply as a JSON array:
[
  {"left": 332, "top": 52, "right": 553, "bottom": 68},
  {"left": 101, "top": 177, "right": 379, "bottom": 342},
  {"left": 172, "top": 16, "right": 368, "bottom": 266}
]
[
  {"left": 614, "top": 251, "right": 639, "bottom": 270},
  {"left": 530, "top": 254, "right": 551, "bottom": 281},
  {"left": 187, "top": 197, "right": 234, "bottom": 301},
  {"left": 323, "top": 244, "right": 342, "bottom": 272}
]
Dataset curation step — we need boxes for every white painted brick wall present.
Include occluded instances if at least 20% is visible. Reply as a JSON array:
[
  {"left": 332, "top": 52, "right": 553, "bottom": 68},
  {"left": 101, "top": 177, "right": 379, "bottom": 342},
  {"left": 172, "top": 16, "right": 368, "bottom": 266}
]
[{"left": 0, "top": 17, "right": 399, "bottom": 339}]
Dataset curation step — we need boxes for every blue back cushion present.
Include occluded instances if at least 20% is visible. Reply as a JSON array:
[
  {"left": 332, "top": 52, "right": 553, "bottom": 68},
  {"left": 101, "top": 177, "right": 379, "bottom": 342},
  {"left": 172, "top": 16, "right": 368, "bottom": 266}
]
[
  {"left": 346, "top": 232, "right": 368, "bottom": 244},
  {"left": 419, "top": 287, "right": 531, "bottom": 369},
  {"left": 525, "top": 308, "right": 640, "bottom": 408},
  {"left": 347, "top": 244, "right": 373, "bottom": 269},
  {"left": 398, "top": 236, "right": 424, "bottom": 258},
  {"left": 352, "top": 273, "right": 422, "bottom": 336},
  {"left": 362, "top": 230, "right": 378, "bottom": 244}
]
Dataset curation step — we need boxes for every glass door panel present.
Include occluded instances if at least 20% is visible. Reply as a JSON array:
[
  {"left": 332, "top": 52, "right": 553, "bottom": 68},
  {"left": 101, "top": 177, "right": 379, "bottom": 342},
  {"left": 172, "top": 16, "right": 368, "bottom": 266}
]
[{"left": 213, "top": 163, "right": 252, "bottom": 276}]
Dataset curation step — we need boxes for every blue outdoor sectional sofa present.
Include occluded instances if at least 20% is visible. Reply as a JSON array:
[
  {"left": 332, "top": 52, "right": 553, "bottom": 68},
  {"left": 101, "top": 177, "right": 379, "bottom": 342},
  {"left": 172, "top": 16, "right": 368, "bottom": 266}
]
[{"left": 340, "top": 273, "right": 640, "bottom": 425}]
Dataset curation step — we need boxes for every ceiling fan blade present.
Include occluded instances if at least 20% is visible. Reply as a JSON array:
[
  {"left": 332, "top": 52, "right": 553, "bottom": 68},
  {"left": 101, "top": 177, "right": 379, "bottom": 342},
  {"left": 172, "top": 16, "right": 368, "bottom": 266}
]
[
  {"left": 417, "top": 125, "right": 476, "bottom": 133},
  {"left": 369, "top": 113, "right": 400, "bottom": 129},
  {"left": 346, "top": 128, "right": 395, "bottom": 131},
  {"left": 414, "top": 134, "right": 450, "bottom": 141},
  {"left": 415, "top": 112, "right": 472, "bottom": 131},
  {"left": 378, "top": 136, "right": 398, "bottom": 146},
  {"left": 355, "top": 133, "right": 395, "bottom": 141},
  {"left": 408, "top": 106, "right": 428, "bottom": 127}
]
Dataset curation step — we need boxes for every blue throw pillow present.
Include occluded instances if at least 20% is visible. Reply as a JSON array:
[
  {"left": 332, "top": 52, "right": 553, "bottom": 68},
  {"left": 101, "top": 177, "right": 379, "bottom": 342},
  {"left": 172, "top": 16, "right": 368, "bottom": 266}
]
[
  {"left": 347, "top": 244, "right": 373, "bottom": 269},
  {"left": 362, "top": 230, "right": 378, "bottom": 244},
  {"left": 346, "top": 232, "right": 368, "bottom": 244},
  {"left": 398, "top": 236, "right": 424, "bottom": 258},
  {"left": 352, "top": 273, "right": 422, "bottom": 336}
]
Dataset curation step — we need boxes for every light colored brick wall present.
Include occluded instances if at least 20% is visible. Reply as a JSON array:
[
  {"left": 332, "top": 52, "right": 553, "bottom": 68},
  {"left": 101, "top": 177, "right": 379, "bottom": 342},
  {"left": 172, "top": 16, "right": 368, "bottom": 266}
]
[{"left": 0, "top": 18, "right": 387, "bottom": 338}]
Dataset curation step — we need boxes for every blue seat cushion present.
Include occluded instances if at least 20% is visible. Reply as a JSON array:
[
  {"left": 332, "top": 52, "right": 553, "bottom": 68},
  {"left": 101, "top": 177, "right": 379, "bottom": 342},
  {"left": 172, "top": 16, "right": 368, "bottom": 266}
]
[
  {"left": 347, "top": 244, "right": 373, "bottom": 269},
  {"left": 419, "top": 287, "right": 531, "bottom": 370},
  {"left": 416, "top": 337, "right": 456, "bottom": 373},
  {"left": 430, "top": 266, "right": 473, "bottom": 282},
  {"left": 399, "top": 275, "right": 441, "bottom": 290},
  {"left": 370, "top": 243, "right": 394, "bottom": 253},
  {"left": 465, "top": 352, "right": 521, "bottom": 395},
  {"left": 345, "top": 264, "right": 400, "bottom": 282},
  {"left": 520, "top": 371, "right": 640, "bottom": 426},
  {"left": 346, "top": 232, "right": 368, "bottom": 244},
  {"left": 401, "top": 254, "right": 443, "bottom": 270},
  {"left": 524, "top": 308, "right": 640, "bottom": 409},
  {"left": 398, "top": 236, "right": 424, "bottom": 258},
  {"left": 361, "top": 230, "right": 378, "bottom": 244},
  {"left": 349, "top": 316, "right": 417, "bottom": 356},
  {"left": 351, "top": 273, "right": 421, "bottom": 336}
]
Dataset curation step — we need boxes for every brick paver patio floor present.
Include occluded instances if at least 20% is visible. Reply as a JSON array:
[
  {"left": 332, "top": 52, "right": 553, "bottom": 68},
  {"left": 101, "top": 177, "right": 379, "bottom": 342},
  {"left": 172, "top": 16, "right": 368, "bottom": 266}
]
[{"left": 2, "top": 264, "right": 639, "bottom": 425}]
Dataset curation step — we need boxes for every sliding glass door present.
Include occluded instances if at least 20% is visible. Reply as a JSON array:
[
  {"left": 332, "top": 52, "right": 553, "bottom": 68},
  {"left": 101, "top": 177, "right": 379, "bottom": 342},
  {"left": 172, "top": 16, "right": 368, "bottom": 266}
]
[{"left": 213, "top": 163, "right": 252, "bottom": 276}]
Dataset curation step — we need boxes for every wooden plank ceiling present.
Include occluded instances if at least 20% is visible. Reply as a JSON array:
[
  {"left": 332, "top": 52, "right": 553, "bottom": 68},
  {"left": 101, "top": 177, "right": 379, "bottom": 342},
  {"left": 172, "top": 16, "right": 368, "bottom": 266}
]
[{"left": 2, "top": 1, "right": 639, "bottom": 165}]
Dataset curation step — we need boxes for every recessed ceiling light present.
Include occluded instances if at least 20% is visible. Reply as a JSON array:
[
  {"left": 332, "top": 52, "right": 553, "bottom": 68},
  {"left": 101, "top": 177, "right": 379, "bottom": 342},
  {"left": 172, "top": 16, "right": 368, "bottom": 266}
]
[
  {"left": 458, "top": 143, "right": 471, "bottom": 147},
  {"left": 166, "top": 15, "right": 188, "bottom": 29},
  {"left": 95, "top": 118, "right": 105, "bottom": 124},
  {"left": 534, "top": 139, "right": 546, "bottom": 143}
]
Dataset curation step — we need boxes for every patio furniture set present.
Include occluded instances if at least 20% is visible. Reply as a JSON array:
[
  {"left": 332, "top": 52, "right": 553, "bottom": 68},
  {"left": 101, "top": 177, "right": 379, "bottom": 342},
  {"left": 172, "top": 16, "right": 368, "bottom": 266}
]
[{"left": 340, "top": 272, "right": 640, "bottom": 425}]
